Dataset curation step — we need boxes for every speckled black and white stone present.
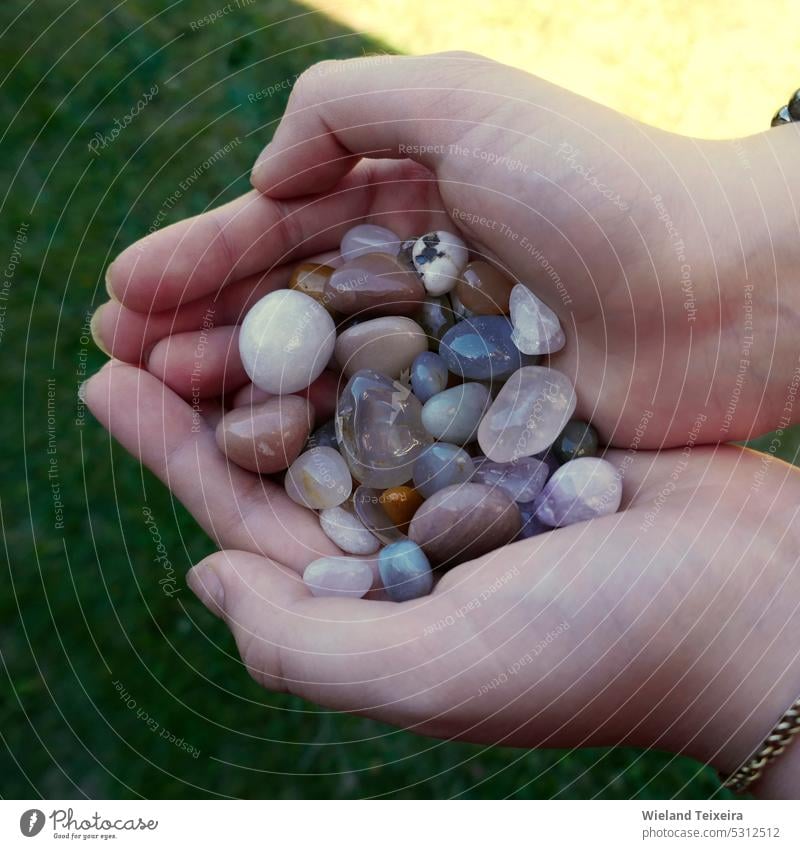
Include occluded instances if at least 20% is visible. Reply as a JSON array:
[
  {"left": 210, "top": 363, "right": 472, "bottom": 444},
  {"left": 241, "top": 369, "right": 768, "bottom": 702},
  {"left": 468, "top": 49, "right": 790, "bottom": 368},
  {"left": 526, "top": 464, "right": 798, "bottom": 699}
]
[{"left": 411, "top": 230, "right": 468, "bottom": 296}]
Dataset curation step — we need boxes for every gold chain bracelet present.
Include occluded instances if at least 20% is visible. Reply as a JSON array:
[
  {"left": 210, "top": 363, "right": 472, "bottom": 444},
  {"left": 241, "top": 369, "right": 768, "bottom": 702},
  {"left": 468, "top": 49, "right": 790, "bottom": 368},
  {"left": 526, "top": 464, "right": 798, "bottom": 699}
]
[{"left": 722, "top": 696, "right": 800, "bottom": 793}]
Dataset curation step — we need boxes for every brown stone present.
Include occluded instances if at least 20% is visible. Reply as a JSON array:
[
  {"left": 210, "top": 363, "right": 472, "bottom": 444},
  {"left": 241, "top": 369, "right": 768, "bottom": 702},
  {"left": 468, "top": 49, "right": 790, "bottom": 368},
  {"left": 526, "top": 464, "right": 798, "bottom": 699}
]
[
  {"left": 379, "top": 485, "right": 425, "bottom": 533},
  {"left": 289, "top": 262, "right": 336, "bottom": 313},
  {"left": 335, "top": 316, "right": 428, "bottom": 378},
  {"left": 216, "top": 395, "right": 313, "bottom": 473},
  {"left": 324, "top": 252, "right": 425, "bottom": 317},
  {"left": 455, "top": 261, "right": 514, "bottom": 315},
  {"left": 408, "top": 483, "right": 521, "bottom": 567}
]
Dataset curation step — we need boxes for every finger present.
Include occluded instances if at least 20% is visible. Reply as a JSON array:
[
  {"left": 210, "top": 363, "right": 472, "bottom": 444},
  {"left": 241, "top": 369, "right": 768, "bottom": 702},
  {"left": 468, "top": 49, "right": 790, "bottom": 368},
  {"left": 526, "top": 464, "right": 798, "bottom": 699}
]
[
  {"left": 107, "top": 159, "right": 445, "bottom": 313},
  {"left": 147, "top": 325, "right": 248, "bottom": 400},
  {"left": 231, "top": 371, "right": 339, "bottom": 422},
  {"left": 188, "top": 550, "right": 459, "bottom": 725},
  {"left": 250, "top": 52, "right": 504, "bottom": 197},
  {"left": 91, "top": 267, "right": 291, "bottom": 364},
  {"left": 83, "top": 361, "right": 338, "bottom": 569}
]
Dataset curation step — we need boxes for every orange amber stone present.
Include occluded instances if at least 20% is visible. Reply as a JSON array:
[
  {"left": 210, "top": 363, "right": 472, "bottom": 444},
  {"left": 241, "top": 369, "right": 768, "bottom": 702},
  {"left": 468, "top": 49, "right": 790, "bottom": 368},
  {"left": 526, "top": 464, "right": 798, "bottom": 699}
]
[
  {"left": 378, "top": 485, "right": 425, "bottom": 533},
  {"left": 289, "top": 263, "right": 336, "bottom": 313},
  {"left": 455, "top": 260, "right": 514, "bottom": 315}
]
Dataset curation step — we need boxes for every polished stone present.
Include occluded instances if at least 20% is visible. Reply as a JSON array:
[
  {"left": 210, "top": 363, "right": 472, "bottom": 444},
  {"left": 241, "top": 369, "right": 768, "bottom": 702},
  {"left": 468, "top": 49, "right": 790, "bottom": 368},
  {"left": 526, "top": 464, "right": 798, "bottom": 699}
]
[
  {"left": 240, "top": 289, "right": 336, "bottom": 394},
  {"left": 284, "top": 446, "right": 352, "bottom": 509},
  {"left": 455, "top": 261, "right": 514, "bottom": 315},
  {"left": 415, "top": 295, "right": 455, "bottom": 350},
  {"left": 216, "top": 395, "right": 313, "bottom": 474},
  {"left": 378, "top": 540, "right": 433, "bottom": 602},
  {"left": 319, "top": 504, "right": 380, "bottom": 555},
  {"left": 340, "top": 224, "right": 402, "bottom": 261},
  {"left": 353, "top": 485, "right": 407, "bottom": 543},
  {"left": 509, "top": 284, "right": 566, "bottom": 355},
  {"left": 408, "top": 482, "right": 521, "bottom": 567},
  {"left": 325, "top": 252, "right": 424, "bottom": 317},
  {"left": 411, "top": 230, "right": 469, "bottom": 295},
  {"left": 440, "top": 316, "right": 532, "bottom": 381},
  {"left": 471, "top": 455, "right": 549, "bottom": 502},
  {"left": 410, "top": 351, "right": 449, "bottom": 403},
  {"left": 335, "top": 316, "right": 428, "bottom": 379},
  {"left": 378, "top": 485, "right": 425, "bottom": 533},
  {"left": 553, "top": 419, "right": 599, "bottom": 463},
  {"left": 303, "top": 556, "right": 374, "bottom": 598},
  {"left": 448, "top": 287, "right": 478, "bottom": 321},
  {"left": 289, "top": 262, "right": 337, "bottom": 313},
  {"left": 336, "top": 369, "right": 432, "bottom": 488},
  {"left": 516, "top": 500, "right": 551, "bottom": 540},
  {"left": 477, "top": 366, "right": 576, "bottom": 462},
  {"left": 421, "top": 382, "right": 490, "bottom": 443},
  {"left": 533, "top": 457, "right": 622, "bottom": 527},
  {"left": 306, "top": 418, "right": 339, "bottom": 451},
  {"left": 412, "top": 442, "right": 475, "bottom": 499}
]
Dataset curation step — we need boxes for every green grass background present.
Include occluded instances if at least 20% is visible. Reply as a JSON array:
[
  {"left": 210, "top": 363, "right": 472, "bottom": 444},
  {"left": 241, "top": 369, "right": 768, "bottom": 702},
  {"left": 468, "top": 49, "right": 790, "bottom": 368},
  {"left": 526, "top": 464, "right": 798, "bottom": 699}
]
[{"left": 2, "top": 0, "right": 798, "bottom": 799}]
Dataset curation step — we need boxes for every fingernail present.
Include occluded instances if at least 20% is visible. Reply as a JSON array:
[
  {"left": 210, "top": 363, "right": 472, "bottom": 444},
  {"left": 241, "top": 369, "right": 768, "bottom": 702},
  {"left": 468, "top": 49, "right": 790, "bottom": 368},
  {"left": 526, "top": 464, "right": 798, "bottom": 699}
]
[
  {"left": 187, "top": 564, "right": 225, "bottom": 616},
  {"left": 105, "top": 262, "right": 117, "bottom": 299},
  {"left": 250, "top": 144, "right": 273, "bottom": 182},
  {"left": 90, "top": 304, "right": 111, "bottom": 356}
]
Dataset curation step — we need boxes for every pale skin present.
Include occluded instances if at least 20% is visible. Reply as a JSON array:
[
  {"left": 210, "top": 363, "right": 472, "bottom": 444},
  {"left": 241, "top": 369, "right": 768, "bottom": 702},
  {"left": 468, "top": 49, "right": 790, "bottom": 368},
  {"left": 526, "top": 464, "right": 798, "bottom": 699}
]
[{"left": 86, "top": 53, "right": 800, "bottom": 797}]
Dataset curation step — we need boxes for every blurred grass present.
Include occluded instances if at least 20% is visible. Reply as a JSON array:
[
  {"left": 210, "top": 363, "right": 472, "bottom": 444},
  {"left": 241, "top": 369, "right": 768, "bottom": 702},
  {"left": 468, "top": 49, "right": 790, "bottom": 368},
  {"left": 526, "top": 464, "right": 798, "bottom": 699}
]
[{"left": 1, "top": 0, "right": 797, "bottom": 800}]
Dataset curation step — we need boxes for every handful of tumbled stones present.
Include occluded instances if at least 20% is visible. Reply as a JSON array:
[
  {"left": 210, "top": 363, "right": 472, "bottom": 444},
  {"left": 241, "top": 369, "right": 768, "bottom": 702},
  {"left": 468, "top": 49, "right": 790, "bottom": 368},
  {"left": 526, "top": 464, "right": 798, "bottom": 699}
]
[{"left": 220, "top": 226, "right": 622, "bottom": 602}]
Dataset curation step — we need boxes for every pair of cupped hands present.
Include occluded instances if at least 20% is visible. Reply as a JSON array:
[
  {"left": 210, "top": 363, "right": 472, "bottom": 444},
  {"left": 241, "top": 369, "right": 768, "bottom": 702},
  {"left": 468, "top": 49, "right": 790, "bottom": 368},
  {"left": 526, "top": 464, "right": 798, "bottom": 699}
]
[{"left": 86, "top": 53, "right": 800, "bottom": 795}]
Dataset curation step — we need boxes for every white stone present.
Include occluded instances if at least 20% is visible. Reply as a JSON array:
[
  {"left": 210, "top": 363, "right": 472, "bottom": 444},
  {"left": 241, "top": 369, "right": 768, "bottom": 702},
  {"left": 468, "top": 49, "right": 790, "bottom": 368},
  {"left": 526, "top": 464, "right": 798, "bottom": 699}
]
[
  {"left": 411, "top": 230, "right": 468, "bottom": 295},
  {"left": 284, "top": 447, "right": 352, "bottom": 509},
  {"left": 509, "top": 284, "right": 565, "bottom": 355},
  {"left": 303, "top": 557, "right": 374, "bottom": 598},
  {"left": 319, "top": 505, "right": 380, "bottom": 555},
  {"left": 239, "top": 289, "right": 336, "bottom": 394},
  {"left": 533, "top": 457, "right": 622, "bottom": 527}
]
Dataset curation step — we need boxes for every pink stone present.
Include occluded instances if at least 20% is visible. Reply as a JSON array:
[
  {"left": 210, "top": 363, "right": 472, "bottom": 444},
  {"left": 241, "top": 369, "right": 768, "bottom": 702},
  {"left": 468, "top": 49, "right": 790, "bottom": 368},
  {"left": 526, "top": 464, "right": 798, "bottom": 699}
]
[
  {"left": 477, "top": 366, "right": 576, "bottom": 462},
  {"left": 533, "top": 457, "right": 622, "bottom": 527},
  {"left": 509, "top": 284, "right": 566, "bottom": 355},
  {"left": 340, "top": 224, "right": 402, "bottom": 261},
  {"left": 303, "top": 556, "right": 374, "bottom": 598}
]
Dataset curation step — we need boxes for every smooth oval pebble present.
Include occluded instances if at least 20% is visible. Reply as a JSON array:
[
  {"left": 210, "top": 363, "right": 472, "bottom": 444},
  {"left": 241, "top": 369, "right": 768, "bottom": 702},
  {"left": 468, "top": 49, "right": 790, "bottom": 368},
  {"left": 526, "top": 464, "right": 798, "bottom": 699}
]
[
  {"left": 284, "top": 446, "right": 352, "bottom": 509},
  {"left": 325, "top": 252, "right": 425, "bottom": 317},
  {"left": 478, "top": 366, "right": 577, "bottom": 462},
  {"left": 411, "top": 230, "right": 469, "bottom": 295},
  {"left": 240, "top": 289, "right": 336, "bottom": 393},
  {"left": 340, "top": 224, "right": 402, "bottom": 261},
  {"left": 471, "top": 455, "right": 549, "bottom": 502},
  {"left": 335, "top": 316, "right": 428, "bottom": 379},
  {"left": 289, "top": 262, "right": 336, "bottom": 313},
  {"left": 412, "top": 443, "right": 475, "bottom": 499},
  {"left": 409, "top": 483, "right": 521, "bottom": 567},
  {"left": 410, "top": 351, "right": 449, "bottom": 403},
  {"left": 319, "top": 504, "right": 380, "bottom": 555},
  {"left": 455, "top": 261, "right": 514, "bottom": 315},
  {"left": 378, "top": 485, "right": 425, "bottom": 533},
  {"left": 516, "top": 500, "right": 551, "bottom": 540},
  {"left": 440, "top": 316, "right": 533, "bottom": 381},
  {"left": 303, "top": 556, "right": 374, "bottom": 598},
  {"left": 378, "top": 540, "right": 433, "bottom": 602},
  {"left": 421, "top": 382, "right": 490, "bottom": 443},
  {"left": 509, "top": 283, "right": 566, "bottom": 354},
  {"left": 216, "top": 395, "right": 313, "bottom": 474},
  {"left": 533, "top": 457, "right": 622, "bottom": 527},
  {"left": 553, "top": 419, "right": 599, "bottom": 463},
  {"left": 416, "top": 295, "right": 455, "bottom": 350},
  {"left": 336, "top": 369, "right": 432, "bottom": 488},
  {"left": 353, "top": 486, "right": 407, "bottom": 543}
]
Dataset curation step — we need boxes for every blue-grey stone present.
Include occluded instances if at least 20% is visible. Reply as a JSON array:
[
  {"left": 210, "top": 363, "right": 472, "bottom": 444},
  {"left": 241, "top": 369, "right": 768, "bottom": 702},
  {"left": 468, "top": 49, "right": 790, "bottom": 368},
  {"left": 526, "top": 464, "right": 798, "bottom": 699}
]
[
  {"left": 421, "top": 382, "right": 490, "bottom": 443},
  {"left": 412, "top": 442, "right": 475, "bottom": 498},
  {"left": 440, "top": 316, "right": 535, "bottom": 381},
  {"left": 378, "top": 540, "right": 434, "bottom": 601},
  {"left": 410, "top": 351, "right": 449, "bottom": 403}
]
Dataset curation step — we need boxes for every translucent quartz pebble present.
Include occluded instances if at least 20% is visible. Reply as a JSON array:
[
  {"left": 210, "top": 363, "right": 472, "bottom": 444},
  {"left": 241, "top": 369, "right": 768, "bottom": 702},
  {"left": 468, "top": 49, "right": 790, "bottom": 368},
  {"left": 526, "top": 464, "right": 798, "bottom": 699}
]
[
  {"left": 353, "top": 486, "right": 406, "bottom": 543},
  {"left": 240, "top": 289, "right": 336, "bottom": 393},
  {"left": 216, "top": 395, "right": 313, "bottom": 474},
  {"left": 412, "top": 443, "right": 475, "bottom": 499},
  {"left": 411, "top": 231, "right": 469, "bottom": 295},
  {"left": 553, "top": 419, "right": 599, "bottom": 463},
  {"left": 455, "top": 261, "right": 514, "bottom": 315},
  {"left": 410, "top": 351, "right": 448, "bottom": 403},
  {"left": 306, "top": 418, "right": 339, "bottom": 451},
  {"left": 336, "top": 369, "right": 432, "bottom": 488},
  {"left": 409, "top": 483, "right": 521, "bottom": 567},
  {"left": 471, "top": 455, "right": 549, "bottom": 502},
  {"left": 303, "top": 556, "right": 373, "bottom": 598},
  {"left": 378, "top": 486, "right": 425, "bottom": 534},
  {"left": 509, "top": 284, "right": 566, "bottom": 355},
  {"left": 516, "top": 500, "right": 551, "bottom": 540},
  {"left": 335, "top": 316, "right": 428, "bottom": 379},
  {"left": 533, "top": 457, "right": 622, "bottom": 528},
  {"left": 378, "top": 540, "right": 434, "bottom": 602},
  {"left": 340, "top": 224, "right": 402, "bottom": 261},
  {"left": 416, "top": 296, "right": 455, "bottom": 351},
  {"left": 319, "top": 504, "right": 380, "bottom": 555},
  {"left": 440, "top": 316, "right": 533, "bottom": 381},
  {"left": 421, "top": 382, "right": 490, "bottom": 444},
  {"left": 325, "top": 252, "right": 424, "bottom": 317},
  {"left": 284, "top": 446, "right": 352, "bottom": 509},
  {"left": 477, "top": 366, "right": 577, "bottom": 462}
]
